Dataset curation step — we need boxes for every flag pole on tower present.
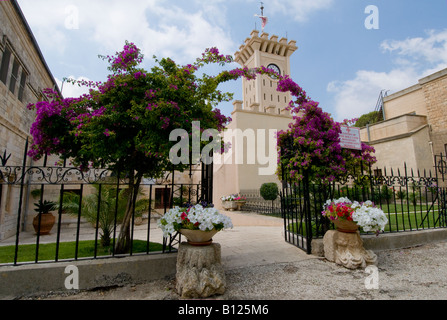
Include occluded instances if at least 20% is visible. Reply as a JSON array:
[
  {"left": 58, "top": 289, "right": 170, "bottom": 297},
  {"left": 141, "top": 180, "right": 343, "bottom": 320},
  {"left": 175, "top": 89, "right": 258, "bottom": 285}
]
[{"left": 254, "top": 2, "right": 268, "bottom": 32}]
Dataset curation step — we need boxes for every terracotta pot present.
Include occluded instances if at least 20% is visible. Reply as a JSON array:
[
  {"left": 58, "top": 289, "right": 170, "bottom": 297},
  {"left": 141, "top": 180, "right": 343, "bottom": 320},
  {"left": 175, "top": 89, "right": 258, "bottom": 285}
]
[
  {"left": 134, "top": 216, "right": 143, "bottom": 225},
  {"left": 333, "top": 219, "right": 359, "bottom": 233},
  {"left": 33, "top": 213, "right": 56, "bottom": 235},
  {"left": 179, "top": 229, "right": 219, "bottom": 246}
]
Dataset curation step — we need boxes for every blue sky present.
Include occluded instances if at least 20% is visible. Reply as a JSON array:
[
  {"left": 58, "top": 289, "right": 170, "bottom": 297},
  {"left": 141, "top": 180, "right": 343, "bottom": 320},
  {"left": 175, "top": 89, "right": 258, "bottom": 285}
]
[{"left": 17, "top": 0, "right": 447, "bottom": 122}]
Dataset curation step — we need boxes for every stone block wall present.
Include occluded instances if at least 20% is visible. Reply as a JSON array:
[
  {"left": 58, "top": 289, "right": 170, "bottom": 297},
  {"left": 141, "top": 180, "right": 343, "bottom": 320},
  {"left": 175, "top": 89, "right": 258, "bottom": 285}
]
[
  {"left": 0, "top": 1, "right": 59, "bottom": 165},
  {"left": 0, "top": 1, "right": 59, "bottom": 240},
  {"left": 420, "top": 69, "right": 447, "bottom": 156}
]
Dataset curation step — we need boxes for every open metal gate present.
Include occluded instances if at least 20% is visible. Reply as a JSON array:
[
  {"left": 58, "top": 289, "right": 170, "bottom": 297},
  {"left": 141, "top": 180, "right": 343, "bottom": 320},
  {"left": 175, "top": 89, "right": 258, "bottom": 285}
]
[{"left": 281, "top": 154, "right": 447, "bottom": 255}]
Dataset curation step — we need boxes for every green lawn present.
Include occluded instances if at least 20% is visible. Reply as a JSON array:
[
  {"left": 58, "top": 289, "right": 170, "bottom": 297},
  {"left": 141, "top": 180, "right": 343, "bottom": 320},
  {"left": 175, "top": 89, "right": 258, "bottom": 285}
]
[
  {"left": 383, "top": 209, "right": 444, "bottom": 232},
  {"left": 286, "top": 208, "right": 446, "bottom": 237},
  {"left": 286, "top": 219, "right": 317, "bottom": 237},
  {"left": 379, "top": 203, "right": 439, "bottom": 214},
  {"left": 0, "top": 240, "right": 164, "bottom": 264}
]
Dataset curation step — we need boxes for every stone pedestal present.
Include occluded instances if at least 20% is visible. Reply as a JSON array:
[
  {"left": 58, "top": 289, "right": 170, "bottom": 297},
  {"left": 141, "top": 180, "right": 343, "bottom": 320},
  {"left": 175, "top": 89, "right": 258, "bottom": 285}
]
[
  {"left": 176, "top": 242, "right": 226, "bottom": 298},
  {"left": 323, "top": 230, "right": 377, "bottom": 269},
  {"left": 222, "top": 201, "right": 237, "bottom": 211}
]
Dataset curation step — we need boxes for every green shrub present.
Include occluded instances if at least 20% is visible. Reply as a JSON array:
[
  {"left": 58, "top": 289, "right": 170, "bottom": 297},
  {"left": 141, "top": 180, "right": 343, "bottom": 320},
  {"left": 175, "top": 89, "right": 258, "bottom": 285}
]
[
  {"left": 260, "top": 183, "right": 279, "bottom": 201},
  {"left": 396, "top": 190, "right": 406, "bottom": 200},
  {"left": 380, "top": 185, "right": 393, "bottom": 202},
  {"left": 354, "top": 111, "right": 383, "bottom": 128}
]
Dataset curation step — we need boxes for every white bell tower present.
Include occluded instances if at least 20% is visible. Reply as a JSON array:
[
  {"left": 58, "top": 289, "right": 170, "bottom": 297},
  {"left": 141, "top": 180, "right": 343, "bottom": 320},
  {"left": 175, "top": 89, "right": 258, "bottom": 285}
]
[
  {"left": 234, "top": 29, "right": 298, "bottom": 115},
  {"left": 212, "top": 27, "right": 299, "bottom": 207}
]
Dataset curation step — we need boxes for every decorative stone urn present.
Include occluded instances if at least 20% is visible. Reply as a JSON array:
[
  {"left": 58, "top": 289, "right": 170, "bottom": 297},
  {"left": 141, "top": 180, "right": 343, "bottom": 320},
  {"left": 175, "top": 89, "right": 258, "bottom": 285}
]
[
  {"left": 179, "top": 229, "right": 218, "bottom": 246},
  {"left": 323, "top": 229, "right": 377, "bottom": 269},
  {"left": 222, "top": 200, "right": 237, "bottom": 211},
  {"left": 176, "top": 242, "right": 226, "bottom": 299},
  {"left": 235, "top": 201, "right": 246, "bottom": 211}
]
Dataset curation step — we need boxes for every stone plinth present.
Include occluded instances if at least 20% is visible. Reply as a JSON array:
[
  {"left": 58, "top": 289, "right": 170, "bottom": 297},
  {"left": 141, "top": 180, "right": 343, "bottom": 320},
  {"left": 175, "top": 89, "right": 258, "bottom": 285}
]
[
  {"left": 176, "top": 242, "right": 226, "bottom": 299},
  {"left": 323, "top": 230, "right": 377, "bottom": 269}
]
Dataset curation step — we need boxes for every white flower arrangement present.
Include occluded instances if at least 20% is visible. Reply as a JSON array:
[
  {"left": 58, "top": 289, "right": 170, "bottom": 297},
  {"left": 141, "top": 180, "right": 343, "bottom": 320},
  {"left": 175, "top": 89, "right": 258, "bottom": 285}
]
[
  {"left": 322, "top": 198, "right": 388, "bottom": 235},
  {"left": 157, "top": 204, "right": 233, "bottom": 238},
  {"left": 351, "top": 200, "right": 388, "bottom": 234},
  {"left": 221, "top": 194, "right": 238, "bottom": 201}
]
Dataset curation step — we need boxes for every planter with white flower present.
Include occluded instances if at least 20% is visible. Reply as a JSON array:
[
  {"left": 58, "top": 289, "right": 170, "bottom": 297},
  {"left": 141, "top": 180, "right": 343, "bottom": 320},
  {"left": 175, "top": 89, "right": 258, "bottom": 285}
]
[
  {"left": 221, "top": 194, "right": 238, "bottom": 211},
  {"left": 322, "top": 197, "right": 388, "bottom": 235},
  {"left": 321, "top": 197, "right": 388, "bottom": 269},
  {"left": 158, "top": 203, "right": 233, "bottom": 246}
]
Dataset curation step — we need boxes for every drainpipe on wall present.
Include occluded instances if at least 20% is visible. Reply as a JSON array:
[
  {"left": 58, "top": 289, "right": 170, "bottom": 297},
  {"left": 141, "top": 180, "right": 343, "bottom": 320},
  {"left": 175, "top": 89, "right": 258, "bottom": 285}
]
[
  {"left": 21, "top": 157, "right": 33, "bottom": 232},
  {"left": 429, "top": 141, "right": 435, "bottom": 167},
  {"left": 366, "top": 124, "right": 371, "bottom": 142}
]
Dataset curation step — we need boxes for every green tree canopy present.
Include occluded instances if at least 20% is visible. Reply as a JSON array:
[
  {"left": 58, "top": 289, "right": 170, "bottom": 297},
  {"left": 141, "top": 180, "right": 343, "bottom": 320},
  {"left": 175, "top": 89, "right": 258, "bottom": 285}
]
[{"left": 354, "top": 111, "right": 383, "bottom": 128}]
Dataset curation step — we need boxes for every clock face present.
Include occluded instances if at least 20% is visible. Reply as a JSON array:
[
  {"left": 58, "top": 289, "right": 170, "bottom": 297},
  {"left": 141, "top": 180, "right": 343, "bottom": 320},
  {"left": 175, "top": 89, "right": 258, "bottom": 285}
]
[{"left": 267, "top": 64, "right": 280, "bottom": 78}]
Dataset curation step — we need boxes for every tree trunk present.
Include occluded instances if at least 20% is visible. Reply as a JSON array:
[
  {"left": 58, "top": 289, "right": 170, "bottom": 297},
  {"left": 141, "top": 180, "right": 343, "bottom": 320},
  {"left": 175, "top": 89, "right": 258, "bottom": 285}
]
[{"left": 115, "top": 172, "right": 142, "bottom": 254}]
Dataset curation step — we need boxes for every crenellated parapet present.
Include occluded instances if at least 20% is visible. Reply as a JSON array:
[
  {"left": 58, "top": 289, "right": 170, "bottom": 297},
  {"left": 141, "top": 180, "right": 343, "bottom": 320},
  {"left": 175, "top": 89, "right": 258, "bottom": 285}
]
[{"left": 234, "top": 30, "right": 298, "bottom": 66}]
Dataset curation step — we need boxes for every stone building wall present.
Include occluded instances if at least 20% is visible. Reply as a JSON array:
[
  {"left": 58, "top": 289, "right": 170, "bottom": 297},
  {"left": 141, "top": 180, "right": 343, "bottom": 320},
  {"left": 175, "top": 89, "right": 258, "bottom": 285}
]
[
  {"left": 420, "top": 69, "right": 447, "bottom": 156},
  {"left": 0, "top": 2, "right": 59, "bottom": 164},
  {"left": 0, "top": 1, "right": 59, "bottom": 240},
  {"left": 360, "top": 67, "right": 447, "bottom": 175},
  {"left": 383, "top": 84, "right": 427, "bottom": 120}
]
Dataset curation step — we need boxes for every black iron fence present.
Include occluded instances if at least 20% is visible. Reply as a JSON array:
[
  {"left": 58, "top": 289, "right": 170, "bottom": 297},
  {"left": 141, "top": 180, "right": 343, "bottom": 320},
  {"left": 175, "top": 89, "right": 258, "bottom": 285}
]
[
  {"left": 0, "top": 147, "right": 213, "bottom": 266},
  {"left": 281, "top": 155, "right": 447, "bottom": 254},
  {"left": 239, "top": 189, "right": 281, "bottom": 217}
]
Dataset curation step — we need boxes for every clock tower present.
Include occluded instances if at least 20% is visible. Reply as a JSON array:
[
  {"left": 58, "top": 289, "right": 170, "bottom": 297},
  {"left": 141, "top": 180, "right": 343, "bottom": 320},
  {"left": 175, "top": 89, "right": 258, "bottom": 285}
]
[
  {"left": 234, "top": 29, "right": 298, "bottom": 114},
  {"left": 213, "top": 29, "right": 299, "bottom": 208}
]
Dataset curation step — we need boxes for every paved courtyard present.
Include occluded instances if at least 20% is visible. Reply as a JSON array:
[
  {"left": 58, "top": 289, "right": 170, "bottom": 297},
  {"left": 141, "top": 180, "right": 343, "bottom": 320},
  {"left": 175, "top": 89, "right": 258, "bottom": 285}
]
[{"left": 10, "top": 210, "right": 447, "bottom": 300}]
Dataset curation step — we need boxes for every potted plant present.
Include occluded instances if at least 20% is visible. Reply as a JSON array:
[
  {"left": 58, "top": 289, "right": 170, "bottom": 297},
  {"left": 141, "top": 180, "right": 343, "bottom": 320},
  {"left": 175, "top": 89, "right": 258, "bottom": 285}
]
[
  {"left": 158, "top": 203, "right": 233, "bottom": 246},
  {"left": 33, "top": 200, "right": 57, "bottom": 235},
  {"left": 221, "top": 194, "right": 238, "bottom": 211},
  {"left": 234, "top": 196, "right": 247, "bottom": 211},
  {"left": 322, "top": 197, "right": 388, "bottom": 236}
]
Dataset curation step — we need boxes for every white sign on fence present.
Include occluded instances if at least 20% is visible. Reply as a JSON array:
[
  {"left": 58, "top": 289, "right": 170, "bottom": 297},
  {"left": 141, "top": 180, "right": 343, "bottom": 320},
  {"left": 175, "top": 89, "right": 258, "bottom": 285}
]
[{"left": 339, "top": 126, "right": 362, "bottom": 150}]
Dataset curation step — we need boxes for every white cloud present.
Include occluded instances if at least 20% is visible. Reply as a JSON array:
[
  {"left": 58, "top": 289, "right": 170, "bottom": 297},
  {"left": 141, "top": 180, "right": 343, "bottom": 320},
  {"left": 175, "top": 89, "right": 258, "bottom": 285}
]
[
  {"left": 193, "top": 0, "right": 228, "bottom": 28},
  {"left": 328, "top": 29, "right": 447, "bottom": 122},
  {"left": 56, "top": 76, "right": 91, "bottom": 98},
  {"left": 18, "top": 0, "right": 236, "bottom": 65},
  {"left": 17, "top": 0, "right": 70, "bottom": 54},
  {"left": 381, "top": 30, "right": 447, "bottom": 67},
  {"left": 327, "top": 68, "right": 418, "bottom": 121}
]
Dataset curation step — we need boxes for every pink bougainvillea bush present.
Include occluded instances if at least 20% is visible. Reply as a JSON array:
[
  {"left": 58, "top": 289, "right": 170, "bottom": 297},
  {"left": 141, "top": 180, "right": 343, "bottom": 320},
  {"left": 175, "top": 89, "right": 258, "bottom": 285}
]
[{"left": 274, "top": 77, "right": 376, "bottom": 184}]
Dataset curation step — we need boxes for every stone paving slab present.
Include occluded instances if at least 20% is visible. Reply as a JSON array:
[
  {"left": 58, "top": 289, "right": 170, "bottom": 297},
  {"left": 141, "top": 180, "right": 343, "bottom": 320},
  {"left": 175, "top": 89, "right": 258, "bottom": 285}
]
[
  {"left": 0, "top": 210, "right": 312, "bottom": 271},
  {"left": 211, "top": 211, "right": 314, "bottom": 270}
]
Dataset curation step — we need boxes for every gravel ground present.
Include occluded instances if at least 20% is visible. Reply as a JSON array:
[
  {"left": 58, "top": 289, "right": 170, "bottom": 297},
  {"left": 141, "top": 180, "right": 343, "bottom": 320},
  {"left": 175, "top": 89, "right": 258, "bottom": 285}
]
[{"left": 27, "top": 240, "right": 447, "bottom": 301}]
